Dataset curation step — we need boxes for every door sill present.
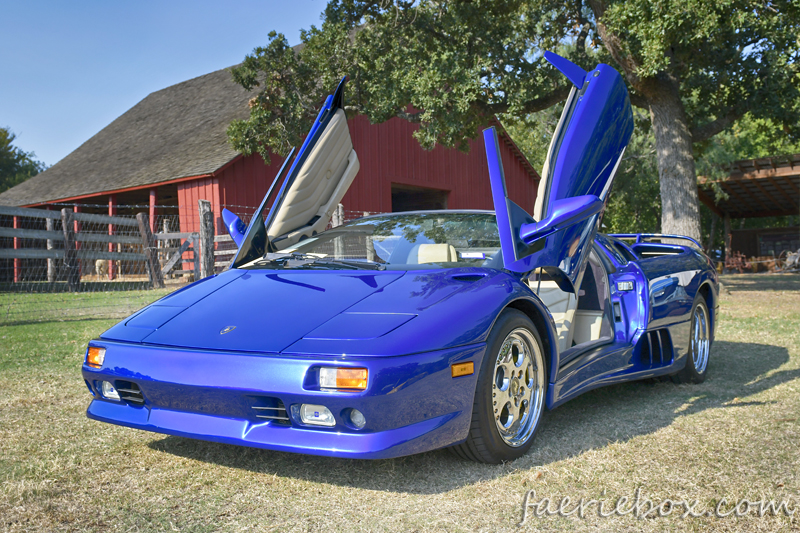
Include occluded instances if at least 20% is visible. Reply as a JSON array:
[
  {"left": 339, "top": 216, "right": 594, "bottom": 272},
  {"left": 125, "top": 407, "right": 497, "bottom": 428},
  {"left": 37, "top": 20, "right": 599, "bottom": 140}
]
[{"left": 558, "top": 337, "right": 614, "bottom": 369}]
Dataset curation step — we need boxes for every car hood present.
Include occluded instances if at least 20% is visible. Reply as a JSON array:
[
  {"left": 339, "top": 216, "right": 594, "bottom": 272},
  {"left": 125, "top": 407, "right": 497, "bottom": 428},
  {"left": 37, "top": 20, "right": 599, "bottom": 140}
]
[{"left": 101, "top": 269, "right": 406, "bottom": 353}]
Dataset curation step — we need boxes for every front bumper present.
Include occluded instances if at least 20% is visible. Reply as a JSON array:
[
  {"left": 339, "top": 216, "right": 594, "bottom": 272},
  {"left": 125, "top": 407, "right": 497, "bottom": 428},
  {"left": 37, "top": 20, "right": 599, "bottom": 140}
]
[{"left": 82, "top": 341, "right": 485, "bottom": 459}]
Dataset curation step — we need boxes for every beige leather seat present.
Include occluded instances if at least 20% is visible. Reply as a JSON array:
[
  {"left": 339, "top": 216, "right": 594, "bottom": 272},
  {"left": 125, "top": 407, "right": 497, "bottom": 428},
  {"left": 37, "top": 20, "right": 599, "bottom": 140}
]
[{"left": 416, "top": 243, "right": 458, "bottom": 264}]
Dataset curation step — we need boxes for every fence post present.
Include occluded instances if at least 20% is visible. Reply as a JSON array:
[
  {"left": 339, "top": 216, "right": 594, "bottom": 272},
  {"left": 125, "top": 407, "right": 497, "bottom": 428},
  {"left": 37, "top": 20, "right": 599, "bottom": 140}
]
[
  {"left": 136, "top": 212, "right": 165, "bottom": 289},
  {"left": 13, "top": 216, "right": 20, "bottom": 283},
  {"left": 160, "top": 218, "right": 170, "bottom": 279},
  {"left": 45, "top": 217, "right": 56, "bottom": 282},
  {"left": 60, "top": 208, "right": 80, "bottom": 291},
  {"left": 108, "top": 194, "right": 117, "bottom": 280},
  {"left": 73, "top": 204, "right": 82, "bottom": 278},
  {"left": 198, "top": 200, "right": 215, "bottom": 278},
  {"left": 331, "top": 203, "right": 344, "bottom": 228},
  {"left": 192, "top": 234, "right": 200, "bottom": 280}
]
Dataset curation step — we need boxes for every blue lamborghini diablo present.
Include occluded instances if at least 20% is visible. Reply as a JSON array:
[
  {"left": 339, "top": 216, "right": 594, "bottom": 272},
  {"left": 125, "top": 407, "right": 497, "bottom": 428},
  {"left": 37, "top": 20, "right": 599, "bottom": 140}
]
[{"left": 81, "top": 52, "right": 718, "bottom": 463}]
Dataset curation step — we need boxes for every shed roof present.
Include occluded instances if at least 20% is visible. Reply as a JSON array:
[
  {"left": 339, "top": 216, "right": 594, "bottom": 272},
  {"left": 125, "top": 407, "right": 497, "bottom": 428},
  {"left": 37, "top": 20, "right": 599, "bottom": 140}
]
[
  {"left": 698, "top": 153, "right": 800, "bottom": 218},
  {"left": 0, "top": 67, "right": 251, "bottom": 206}
]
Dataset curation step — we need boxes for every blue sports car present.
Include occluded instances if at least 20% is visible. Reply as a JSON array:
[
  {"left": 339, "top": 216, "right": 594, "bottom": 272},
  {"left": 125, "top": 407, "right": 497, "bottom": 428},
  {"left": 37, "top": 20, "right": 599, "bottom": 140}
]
[{"left": 82, "top": 53, "right": 718, "bottom": 463}]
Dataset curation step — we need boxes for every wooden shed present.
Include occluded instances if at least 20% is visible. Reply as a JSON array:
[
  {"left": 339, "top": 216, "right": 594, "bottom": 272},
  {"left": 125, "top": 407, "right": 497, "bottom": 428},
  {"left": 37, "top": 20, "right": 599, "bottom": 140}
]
[{"left": 698, "top": 153, "right": 800, "bottom": 260}]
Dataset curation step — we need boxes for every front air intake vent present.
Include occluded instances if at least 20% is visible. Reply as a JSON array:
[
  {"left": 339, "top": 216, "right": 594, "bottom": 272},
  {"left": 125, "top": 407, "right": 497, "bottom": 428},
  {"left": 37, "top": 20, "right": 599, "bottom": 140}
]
[
  {"left": 251, "top": 397, "right": 290, "bottom": 425},
  {"left": 638, "top": 329, "right": 674, "bottom": 367},
  {"left": 116, "top": 381, "right": 145, "bottom": 405}
]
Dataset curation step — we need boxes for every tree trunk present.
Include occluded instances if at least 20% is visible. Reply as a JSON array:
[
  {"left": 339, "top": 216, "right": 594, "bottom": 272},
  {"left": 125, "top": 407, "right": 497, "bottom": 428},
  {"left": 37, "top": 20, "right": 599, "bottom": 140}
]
[{"left": 643, "top": 77, "right": 702, "bottom": 241}]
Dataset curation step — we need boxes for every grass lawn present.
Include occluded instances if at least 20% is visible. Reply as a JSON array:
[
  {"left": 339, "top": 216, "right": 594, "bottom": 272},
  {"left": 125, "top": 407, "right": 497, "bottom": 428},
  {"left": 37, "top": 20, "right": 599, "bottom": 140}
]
[
  {"left": 0, "top": 285, "right": 178, "bottom": 325},
  {"left": 0, "top": 274, "right": 798, "bottom": 532}
]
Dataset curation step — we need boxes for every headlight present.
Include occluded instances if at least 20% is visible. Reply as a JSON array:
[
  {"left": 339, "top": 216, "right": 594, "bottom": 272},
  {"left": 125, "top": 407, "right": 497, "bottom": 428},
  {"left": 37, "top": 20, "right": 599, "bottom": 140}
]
[
  {"left": 300, "top": 404, "right": 335, "bottom": 426},
  {"left": 101, "top": 381, "right": 120, "bottom": 401}
]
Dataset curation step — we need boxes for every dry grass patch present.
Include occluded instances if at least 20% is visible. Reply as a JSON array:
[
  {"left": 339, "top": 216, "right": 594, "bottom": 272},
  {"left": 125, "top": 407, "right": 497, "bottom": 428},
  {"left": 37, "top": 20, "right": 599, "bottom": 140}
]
[{"left": 1, "top": 274, "right": 798, "bottom": 532}]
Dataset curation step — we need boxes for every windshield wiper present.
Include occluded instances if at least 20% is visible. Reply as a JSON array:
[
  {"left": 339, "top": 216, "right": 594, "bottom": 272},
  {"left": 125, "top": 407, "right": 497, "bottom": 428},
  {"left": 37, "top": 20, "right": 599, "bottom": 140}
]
[
  {"left": 304, "top": 258, "right": 385, "bottom": 270},
  {"left": 249, "top": 253, "right": 385, "bottom": 270}
]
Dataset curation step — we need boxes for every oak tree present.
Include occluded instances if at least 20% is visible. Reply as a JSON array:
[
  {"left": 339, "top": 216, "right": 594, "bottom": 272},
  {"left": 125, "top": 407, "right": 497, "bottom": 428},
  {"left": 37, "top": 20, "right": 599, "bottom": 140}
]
[{"left": 227, "top": 0, "right": 799, "bottom": 241}]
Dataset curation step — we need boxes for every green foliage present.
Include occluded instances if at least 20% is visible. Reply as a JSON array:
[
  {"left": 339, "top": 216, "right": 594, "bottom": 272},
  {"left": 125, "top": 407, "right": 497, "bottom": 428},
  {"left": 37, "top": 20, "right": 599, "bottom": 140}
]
[
  {"left": 506, "top": 106, "right": 662, "bottom": 234},
  {"left": 696, "top": 113, "right": 800, "bottom": 183},
  {"left": 600, "top": 0, "right": 800, "bottom": 136},
  {"left": 227, "top": 0, "right": 799, "bottom": 244},
  {"left": 228, "top": 1, "right": 799, "bottom": 156},
  {"left": 0, "top": 127, "right": 46, "bottom": 194},
  {"left": 228, "top": 1, "right": 581, "bottom": 159},
  {"left": 502, "top": 106, "right": 559, "bottom": 174},
  {"left": 226, "top": 32, "right": 319, "bottom": 165},
  {"left": 602, "top": 112, "right": 661, "bottom": 234}
]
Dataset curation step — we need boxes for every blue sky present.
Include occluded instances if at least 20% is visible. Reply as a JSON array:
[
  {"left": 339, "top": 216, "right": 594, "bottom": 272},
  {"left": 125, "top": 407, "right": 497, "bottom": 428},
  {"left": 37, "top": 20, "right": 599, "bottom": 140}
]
[{"left": 0, "top": 1, "right": 324, "bottom": 166}]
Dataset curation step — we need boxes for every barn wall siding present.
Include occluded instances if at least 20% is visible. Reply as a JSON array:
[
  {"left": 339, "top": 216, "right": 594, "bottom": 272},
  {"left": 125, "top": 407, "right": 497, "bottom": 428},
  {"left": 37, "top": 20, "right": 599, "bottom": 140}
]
[
  {"left": 214, "top": 116, "right": 540, "bottom": 221},
  {"left": 214, "top": 150, "right": 286, "bottom": 218},
  {"left": 177, "top": 176, "right": 220, "bottom": 233}
]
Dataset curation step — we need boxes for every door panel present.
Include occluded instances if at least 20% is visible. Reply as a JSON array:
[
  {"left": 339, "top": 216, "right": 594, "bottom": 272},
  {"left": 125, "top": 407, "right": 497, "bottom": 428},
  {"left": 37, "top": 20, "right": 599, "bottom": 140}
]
[
  {"left": 268, "top": 108, "right": 359, "bottom": 248},
  {"left": 484, "top": 52, "right": 633, "bottom": 292},
  {"left": 231, "top": 78, "right": 359, "bottom": 268}
]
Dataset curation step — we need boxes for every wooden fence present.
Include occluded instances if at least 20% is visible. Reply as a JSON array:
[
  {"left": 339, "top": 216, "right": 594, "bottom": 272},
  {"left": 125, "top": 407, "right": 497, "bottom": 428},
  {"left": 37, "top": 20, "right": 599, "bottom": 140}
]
[{"left": 0, "top": 200, "right": 219, "bottom": 291}]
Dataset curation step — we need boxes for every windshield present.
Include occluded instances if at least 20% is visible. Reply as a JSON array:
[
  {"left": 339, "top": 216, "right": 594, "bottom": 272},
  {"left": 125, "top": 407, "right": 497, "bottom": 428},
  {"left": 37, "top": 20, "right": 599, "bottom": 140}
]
[{"left": 240, "top": 212, "right": 502, "bottom": 270}]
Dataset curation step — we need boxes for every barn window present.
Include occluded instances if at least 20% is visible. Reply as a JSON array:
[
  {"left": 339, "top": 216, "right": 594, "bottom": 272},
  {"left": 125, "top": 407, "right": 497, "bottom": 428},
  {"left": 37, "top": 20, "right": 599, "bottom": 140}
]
[{"left": 391, "top": 184, "right": 449, "bottom": 212}]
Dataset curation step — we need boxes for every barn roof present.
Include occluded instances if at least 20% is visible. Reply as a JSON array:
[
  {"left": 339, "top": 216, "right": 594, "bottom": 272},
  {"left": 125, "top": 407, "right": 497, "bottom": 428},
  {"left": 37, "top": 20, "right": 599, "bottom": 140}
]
[
  {"left": 0, "top": 67, "right": 251, "bottom": 206},
  {"left": 698, "top": 153, "right": 800, "bottom": 218},
  {"left": 0, "top": 65, "right": 539, "bottom": 207}
]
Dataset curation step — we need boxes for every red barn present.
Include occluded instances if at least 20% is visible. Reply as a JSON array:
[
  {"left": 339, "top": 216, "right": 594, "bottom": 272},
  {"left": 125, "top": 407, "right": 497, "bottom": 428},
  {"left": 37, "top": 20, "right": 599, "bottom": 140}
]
[{"left": 0, "top": 67, "right": 540, "bottom": 235}]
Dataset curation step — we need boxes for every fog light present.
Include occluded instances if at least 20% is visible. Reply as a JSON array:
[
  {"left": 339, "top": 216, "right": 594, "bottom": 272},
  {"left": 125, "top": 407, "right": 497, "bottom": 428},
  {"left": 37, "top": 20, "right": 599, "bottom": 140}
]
[
  {"left": 86, "top": 346, "right": 105, "bottom": 368},
  {"left": 319, "top": 367, "right": 368, "bottom": 390},
  {"left": 349, "top": 409, "right": 366, "bottom": 429},
  {"left": 101, "top": 381, "right": 120, "bottom": 401},
  {"left": 300, "top": 404, "right": 335, "bottom": 426}
]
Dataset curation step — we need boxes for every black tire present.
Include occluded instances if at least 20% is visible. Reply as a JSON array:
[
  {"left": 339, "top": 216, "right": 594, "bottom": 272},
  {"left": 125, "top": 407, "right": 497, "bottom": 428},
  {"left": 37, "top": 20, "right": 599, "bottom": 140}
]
[
  {"left": 451, "top": 309, "right": 548, "bottom": 463},
  {"left": 672, "top": 294, "right": 712, "bottom": 384}
]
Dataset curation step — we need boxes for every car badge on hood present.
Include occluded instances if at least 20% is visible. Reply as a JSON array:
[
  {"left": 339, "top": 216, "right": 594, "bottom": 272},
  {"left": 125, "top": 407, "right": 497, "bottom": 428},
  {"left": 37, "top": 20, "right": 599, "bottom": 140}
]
[{"left": 220, "top": 326, "right": 237, "bottom": 335}]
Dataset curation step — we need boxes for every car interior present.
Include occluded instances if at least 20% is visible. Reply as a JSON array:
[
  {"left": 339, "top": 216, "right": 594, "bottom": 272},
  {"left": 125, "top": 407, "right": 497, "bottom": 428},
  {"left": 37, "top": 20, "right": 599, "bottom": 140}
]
[
  {"left": 525, "top": 153, "right": 615, "bottom": 354},
  {"left": 525, "top": 248, "right": 613, "bottom": 353}
]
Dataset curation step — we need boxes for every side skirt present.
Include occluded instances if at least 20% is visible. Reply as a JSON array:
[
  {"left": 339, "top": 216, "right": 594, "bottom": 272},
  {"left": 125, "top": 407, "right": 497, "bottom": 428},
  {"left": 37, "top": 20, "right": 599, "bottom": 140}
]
[{"left": 547, "top": 321, "right": 690, "bottom": 409}]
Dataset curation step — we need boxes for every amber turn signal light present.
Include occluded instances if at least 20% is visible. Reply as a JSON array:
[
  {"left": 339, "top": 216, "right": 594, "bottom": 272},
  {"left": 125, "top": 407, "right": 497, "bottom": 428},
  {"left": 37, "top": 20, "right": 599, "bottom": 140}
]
[
  {"left": 86, "top": 346, "right": 106, "bottom": 368},
  {"left": 320, "top": 367, "right": 368, "bottom": 390},
  {"left": 451, "top": 362, "right": 474, "bottom": 378}
]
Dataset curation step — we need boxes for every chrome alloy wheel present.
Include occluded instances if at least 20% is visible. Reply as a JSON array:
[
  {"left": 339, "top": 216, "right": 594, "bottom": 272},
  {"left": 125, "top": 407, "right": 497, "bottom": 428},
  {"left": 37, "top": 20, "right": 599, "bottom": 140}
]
[
  {"left": 491, "top": 328, "right": 546, "bottom": 447},
  {"left": 691, "top": 304, "right": 710, "bottom": 374}
]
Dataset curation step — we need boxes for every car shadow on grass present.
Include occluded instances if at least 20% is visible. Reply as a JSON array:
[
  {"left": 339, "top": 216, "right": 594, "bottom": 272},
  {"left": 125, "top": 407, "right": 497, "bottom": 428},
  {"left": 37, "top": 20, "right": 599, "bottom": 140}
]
[
  {"left": 720, "top": 273, "right": 800, "bottom": 292},
  {"left": 147, "top": 340, "right": 798, "bottom": 494}
]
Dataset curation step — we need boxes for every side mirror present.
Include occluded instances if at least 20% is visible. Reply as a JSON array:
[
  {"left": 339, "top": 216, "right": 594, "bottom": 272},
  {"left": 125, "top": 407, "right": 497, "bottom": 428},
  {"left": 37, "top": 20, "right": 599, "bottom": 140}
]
[
  {"left": 519, "top": 195, "right": 603, "bottom": 245},
  {"left": 222, "top": 208, "right": 246, "bottom": 247}
]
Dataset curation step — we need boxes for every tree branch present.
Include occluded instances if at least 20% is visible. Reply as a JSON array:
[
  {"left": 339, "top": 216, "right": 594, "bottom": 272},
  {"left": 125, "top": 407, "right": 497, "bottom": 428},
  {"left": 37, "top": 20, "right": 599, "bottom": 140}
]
[
  {"left": 396, "top": 109, "right": 423, "bottom": 122},
  {"left": 516, "top": 86, "right": 572, "bottom": 114},
  {"left": 586, "top": 0, "right": 642, "bottom": 89},
  {"left": 690, "top": 110, "right": 743, "bottom": 142},
  {"left": 628, "top": 92, "right": 648, "bottom": 109},
  {"left": 573, "top": 0, "right": 592, "bottom": 65},
  {"left": 391, "top": 86, "right": 571, "bottom": 125}
]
